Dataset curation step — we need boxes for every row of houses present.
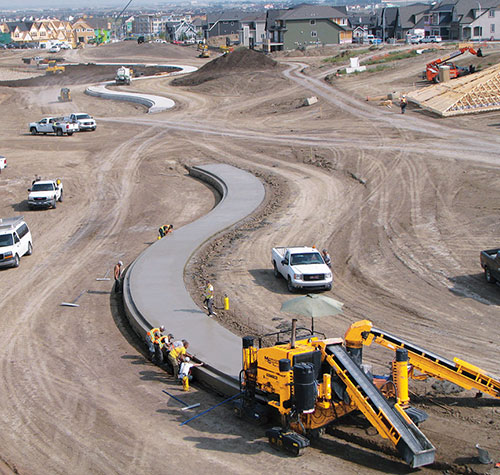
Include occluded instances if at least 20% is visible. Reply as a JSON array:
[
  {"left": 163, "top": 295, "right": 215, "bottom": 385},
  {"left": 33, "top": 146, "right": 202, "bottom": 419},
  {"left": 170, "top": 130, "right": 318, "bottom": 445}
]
[
  {"left": 2, "top": 0, "right": 500, "bottom": 51},
  {"left": 0, "top": 17, "right": 112, "bottom": 47}
]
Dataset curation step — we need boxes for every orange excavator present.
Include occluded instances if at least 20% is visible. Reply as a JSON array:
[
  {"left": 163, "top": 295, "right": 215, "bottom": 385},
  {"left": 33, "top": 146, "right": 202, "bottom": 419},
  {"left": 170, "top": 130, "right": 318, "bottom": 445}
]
[{"left": 425, "top": 46, "right": 483, "bottom": 82}]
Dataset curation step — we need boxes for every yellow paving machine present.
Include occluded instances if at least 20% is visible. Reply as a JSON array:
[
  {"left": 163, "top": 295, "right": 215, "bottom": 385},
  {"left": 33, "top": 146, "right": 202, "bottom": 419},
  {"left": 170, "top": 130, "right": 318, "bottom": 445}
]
[{"left": 238, "top": 319, "right": 500, "bottom": 467}]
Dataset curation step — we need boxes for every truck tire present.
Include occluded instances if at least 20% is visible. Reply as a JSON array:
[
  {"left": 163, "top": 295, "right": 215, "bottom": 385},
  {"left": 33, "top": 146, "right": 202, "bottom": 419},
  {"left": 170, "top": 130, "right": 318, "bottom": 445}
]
[
  {"left": 287, "top": 277, "right": 296, "bottom": 293},
  {"left": 52, "top": 199, "right": 57, "bottom": 209},
  {"left": 273, "top": 261, "right": 280, "bottom": 278},
  {"left": 13, "top": 254, "right": 20, "bottom": 267},
  {"left": 26, "top": 242, "right": 33, "bottom": 256},
  {"left": 485, "top": 267, "right": 496, "bottom": 284},
  {"left": 30, "top": 127, "right": 37, "bottom": 135},
  {"left": 56, "top": 128, "right": 63, "bottom": 136},
  {"left": 67, "top": 132, "right": 73, "bottom": 136},
  {"left": 58, "top": 190, "right": 63, "bottom": 202}
]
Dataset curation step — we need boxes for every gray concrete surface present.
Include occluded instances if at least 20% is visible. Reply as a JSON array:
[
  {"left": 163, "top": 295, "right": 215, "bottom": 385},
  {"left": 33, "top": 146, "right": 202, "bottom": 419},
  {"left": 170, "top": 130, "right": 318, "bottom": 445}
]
[
  {"left": 123, "top": 164, "right": 265, "bottom": 383},
  {"left": 85, "top": 64, "right": 198, "bottom": 113}
]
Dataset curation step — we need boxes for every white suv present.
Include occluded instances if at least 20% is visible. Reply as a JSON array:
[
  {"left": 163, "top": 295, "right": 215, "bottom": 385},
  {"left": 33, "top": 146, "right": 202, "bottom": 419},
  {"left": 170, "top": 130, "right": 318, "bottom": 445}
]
[
  {"left": 0, "top": 216, "right": 32, "bottom": 268},
  {"left": 68, "top": 113, "right": 96, "bottom": 131}
]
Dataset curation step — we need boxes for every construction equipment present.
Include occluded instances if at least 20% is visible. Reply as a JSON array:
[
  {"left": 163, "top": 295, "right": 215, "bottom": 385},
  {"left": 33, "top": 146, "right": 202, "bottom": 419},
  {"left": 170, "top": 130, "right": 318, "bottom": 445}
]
[
  {"left": 58, "top": 88, "right": 71, "bottom": 102},
  {"left": 198, "top": 44, "right": 210, "bottom": 58},
  {"left": 425, "top": 46, "right": 483, "bottom": 82},
  {"left": 220, "top": 45, "right": 234, "bottom": 54},
  {"left": 46, "top": 60, "right": 65, "bottom": 75},
  {"left": 239, "top": 318, "right": 500, "bottom": 467},
  {"left": 115, "top": 66, "right": 132, "bottom": 85}
]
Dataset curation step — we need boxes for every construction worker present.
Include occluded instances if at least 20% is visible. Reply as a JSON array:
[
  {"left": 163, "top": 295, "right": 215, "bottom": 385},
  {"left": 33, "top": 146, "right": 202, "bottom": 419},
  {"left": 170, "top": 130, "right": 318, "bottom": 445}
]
[
  {"left": 146, "top": 325, "right": 164, "bottom": 361},
  {"left": 203, "top": 280, "right": 216, "bottom": 317},
  {"left": 158, "top": 333, "right": 174, "bottom": 361},
  {"left": 114, "top": 261, "right": 123, "bottom": 293},
  {"left": 400, "top": 95, "right": 407, "bottom": 114},
  {"left": 322, "top": 249, "right": 332, "bottom": 268},
  {"left": 178, "top": 357, "right": 203, "bottom": 391},
  {"left": 158, "top": 224, "right": 173, "bottom": 239},
  {"left": 168, "top": 340, "right": 190, "bottom": 379}
]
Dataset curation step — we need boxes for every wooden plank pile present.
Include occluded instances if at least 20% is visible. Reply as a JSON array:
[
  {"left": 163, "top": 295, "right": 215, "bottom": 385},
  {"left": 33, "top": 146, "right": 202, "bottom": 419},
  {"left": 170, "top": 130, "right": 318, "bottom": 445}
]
[{"left": 407, "top": 63, "right": 500, "bottom": 117}]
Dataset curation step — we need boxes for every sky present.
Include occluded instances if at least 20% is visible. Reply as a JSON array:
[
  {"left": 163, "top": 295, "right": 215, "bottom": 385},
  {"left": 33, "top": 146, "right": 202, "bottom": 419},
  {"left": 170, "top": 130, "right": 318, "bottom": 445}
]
[{"left": 0, "top": 0, "right": 190, "bottom": 9}]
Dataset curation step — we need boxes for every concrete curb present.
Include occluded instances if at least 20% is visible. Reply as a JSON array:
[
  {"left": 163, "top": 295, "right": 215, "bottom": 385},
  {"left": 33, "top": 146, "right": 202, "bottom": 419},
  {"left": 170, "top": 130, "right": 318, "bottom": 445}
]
[
  {"left": 84, "top": 63, "right": 198, "bottom": 113},
  {"left": 122, "top": 164, "right": 266, "bottom": 395}
]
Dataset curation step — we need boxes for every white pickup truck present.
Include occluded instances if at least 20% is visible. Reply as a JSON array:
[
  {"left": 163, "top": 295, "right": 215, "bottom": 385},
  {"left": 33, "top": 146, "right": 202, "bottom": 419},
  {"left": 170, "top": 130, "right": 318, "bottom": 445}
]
[
  {"left": 0, "top": 155, "right": 6, "bottom": 172},
  {"left": 272, "top": 246, "right": 333, "bottom": 292},
  {"left": 28, "top": 179, "right": 63, "bottom": 209},
  {"left": 29, "top": 117, "right": 79, "bottom": 136}
]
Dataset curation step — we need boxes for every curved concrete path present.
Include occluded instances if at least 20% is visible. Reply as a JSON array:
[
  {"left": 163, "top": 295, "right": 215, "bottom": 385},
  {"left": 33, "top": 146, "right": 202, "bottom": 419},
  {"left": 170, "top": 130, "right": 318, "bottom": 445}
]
[
  {"left": 85, "top": 63, "right": 198, "bottom": 113},
  {"left": 123, "top": 164, "right": 265, "bottom": 391}
]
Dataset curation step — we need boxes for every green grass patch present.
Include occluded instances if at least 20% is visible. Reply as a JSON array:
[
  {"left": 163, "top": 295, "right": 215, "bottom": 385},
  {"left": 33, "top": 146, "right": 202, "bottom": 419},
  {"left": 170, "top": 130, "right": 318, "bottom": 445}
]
[
  {"left": 368, "top": 64, "right": 391, "bottom": 73},
  {"left": 322, "top": 48, "right": 371, "bottom": 64},
  {"left": 365, "top": 50, "right": 417, "bottom": 65}
]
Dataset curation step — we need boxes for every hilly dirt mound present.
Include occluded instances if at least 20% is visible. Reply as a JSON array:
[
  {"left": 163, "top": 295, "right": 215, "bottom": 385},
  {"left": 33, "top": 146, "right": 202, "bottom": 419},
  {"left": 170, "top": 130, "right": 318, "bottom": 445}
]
[
  {"left": 172, "top": 48, "right": 278, "bottom": 87},
  {"left": 0, "top": 64, "right": 177, "bottom": 87}
]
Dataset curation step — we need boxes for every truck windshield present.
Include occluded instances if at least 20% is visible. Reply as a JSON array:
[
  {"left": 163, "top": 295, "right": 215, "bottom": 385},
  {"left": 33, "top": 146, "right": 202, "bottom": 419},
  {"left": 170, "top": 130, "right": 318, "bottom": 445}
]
[
  {"left": 75, "top": 114, "right": 91, "bottom": 119},
  {"left": 290, "top": 253, "right": 323, "bottom": 265},
  {"left": 0, "top": 234, "right": 13, "bottom": 247},
  {"left": 32, "top": 183, "right": 54, "bottom": 191}
]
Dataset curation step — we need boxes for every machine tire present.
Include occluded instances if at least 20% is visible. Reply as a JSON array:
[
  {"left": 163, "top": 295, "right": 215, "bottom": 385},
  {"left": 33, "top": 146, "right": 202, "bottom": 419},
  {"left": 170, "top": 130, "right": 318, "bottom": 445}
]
[
  {"left": 58, "top": 190, "right": 63, "bottom": 202},
  {"left": 485, "top": 267, "right": 496, "bottom": 284},
  {"left": 30, "top": 127, "right": 37, "bottom": 135},
  {"left": 13, "top": 254, "right": 20, "bottom": 267},
  {"left": 273, "top": 261, "right": 280, "bottom": 278},
  {"left": 56, "top": 128, "right": 63, "bottom": 136},
  {"left": 287, "top": 277, "right": 296, "bottom": 293},
  {"left": 26, "top": 242, "right": 33, "bottom": 256}
]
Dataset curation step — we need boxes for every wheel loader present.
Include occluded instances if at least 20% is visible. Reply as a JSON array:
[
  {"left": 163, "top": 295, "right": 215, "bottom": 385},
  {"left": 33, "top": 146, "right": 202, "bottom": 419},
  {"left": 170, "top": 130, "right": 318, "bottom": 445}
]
[{"left": 58, "top": 88, "right": 71, "bottom": 102}]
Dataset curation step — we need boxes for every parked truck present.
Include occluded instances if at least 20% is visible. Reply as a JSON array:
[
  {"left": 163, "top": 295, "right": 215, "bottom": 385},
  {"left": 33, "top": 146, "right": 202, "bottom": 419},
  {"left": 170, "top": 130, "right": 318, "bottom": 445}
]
[
  {"left": 115, "top": 66, "right": 132, "bottom": 85},
  {"left": 272, "top": 246, "right": 333, "bottom": 292},
  {"left": 28, "top": 179, "right": 63, "bottom": 209},
  {"left": 29, "top": 117, "right": 79, "bottom": 136},
  {"left": 480, "top": 248, "right": 500, "bottom": 284}
]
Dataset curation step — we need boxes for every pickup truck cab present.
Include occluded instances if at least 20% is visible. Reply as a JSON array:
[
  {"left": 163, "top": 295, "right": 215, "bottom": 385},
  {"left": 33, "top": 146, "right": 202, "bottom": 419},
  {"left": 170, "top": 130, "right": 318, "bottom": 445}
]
[
  {"left": 68, "top": 113, "right": 96, "bottom": 131},
  {"left": 28, "top": 179, "right": 63, "bottom": 209},
  {"left": 29, "top": 117, "right": 79, "bottom": 136},
  {"left": 272, "top": 246, "right": 333, "bottom": 292},
  {"left": 480, "top": 248, "right": 500, "bottom": 284},
  {"left": 0, "top": 216, "right": 32, "bottom": 268}
]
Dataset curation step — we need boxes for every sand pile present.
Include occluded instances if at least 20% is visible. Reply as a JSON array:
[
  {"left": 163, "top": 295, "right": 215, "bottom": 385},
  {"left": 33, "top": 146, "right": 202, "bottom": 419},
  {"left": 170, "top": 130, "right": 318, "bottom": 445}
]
[{"left": 172, "top": 47, "right": 277, "bottom": 86}]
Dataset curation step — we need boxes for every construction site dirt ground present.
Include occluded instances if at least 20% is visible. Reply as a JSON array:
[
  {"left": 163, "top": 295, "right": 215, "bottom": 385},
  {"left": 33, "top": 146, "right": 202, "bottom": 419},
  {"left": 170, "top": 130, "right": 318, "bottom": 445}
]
[{"left": 0, "top": 41, "right": 500, "bottom": 474}]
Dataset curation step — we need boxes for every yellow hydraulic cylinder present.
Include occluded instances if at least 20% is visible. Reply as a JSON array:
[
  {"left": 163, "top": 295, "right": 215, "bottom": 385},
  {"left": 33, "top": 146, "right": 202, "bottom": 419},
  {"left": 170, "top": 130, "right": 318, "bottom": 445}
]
[
  {"left": 393, "top": 348, "right": 410, "bottom": 407},
  {"left": 224, "top": 295, "right": 230, "bottom": 311}
]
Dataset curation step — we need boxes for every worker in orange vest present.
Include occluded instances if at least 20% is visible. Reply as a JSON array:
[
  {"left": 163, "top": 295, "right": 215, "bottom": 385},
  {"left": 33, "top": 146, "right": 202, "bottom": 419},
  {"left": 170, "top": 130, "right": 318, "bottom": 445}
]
[{"left": 146, "top": 326, "right": 164, "bottom": 361}]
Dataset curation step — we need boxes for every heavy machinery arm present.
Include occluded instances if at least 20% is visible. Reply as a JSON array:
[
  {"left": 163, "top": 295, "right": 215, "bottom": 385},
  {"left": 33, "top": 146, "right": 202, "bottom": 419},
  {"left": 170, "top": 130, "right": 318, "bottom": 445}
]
[
  {"left": 426, "top": 46, "right": 482, "bottom": 82},
  {"left": 344, "top": 320, "right": 500, "bottom": 399}
]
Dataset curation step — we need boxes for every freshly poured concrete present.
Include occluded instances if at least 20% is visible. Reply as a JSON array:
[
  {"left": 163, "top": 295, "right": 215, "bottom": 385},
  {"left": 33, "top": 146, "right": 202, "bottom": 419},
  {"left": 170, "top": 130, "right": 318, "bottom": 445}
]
[
  {"left": 85, "top": 64, "right": 198, "bottom": 113},
  {"left": 123, "top": 164, "right": 265, "bottom": 380}
]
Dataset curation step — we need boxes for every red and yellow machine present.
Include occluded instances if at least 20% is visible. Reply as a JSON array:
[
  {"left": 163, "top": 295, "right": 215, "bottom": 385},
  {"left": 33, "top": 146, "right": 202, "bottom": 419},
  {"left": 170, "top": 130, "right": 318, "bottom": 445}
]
[
  {"left": 239, "top": 319, "right": 500, "bottom": 467},
  {"left": 425, "top": 45, "right": 483, "bottom": 82}
]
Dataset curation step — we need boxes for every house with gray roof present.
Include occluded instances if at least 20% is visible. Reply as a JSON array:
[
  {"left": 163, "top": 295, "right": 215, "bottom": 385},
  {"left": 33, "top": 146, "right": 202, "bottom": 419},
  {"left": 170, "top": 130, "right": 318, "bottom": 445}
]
[
  {"left": 266, "top": 4, "right": 351, "bottom": 51},
  {"left": 203, "top": 10, "right": 249, "bottom": 39},
  {"left": 450, "top": 0, "right": 500, "bottom": 39},
  {"left": 239, "top": 13, "right": 266, "bottom": 48}
]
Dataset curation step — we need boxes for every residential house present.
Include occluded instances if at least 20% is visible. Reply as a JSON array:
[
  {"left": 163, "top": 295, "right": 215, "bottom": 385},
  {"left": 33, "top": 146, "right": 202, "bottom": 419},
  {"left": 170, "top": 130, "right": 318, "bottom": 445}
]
[
  {"left": 72, "top": 18, "right": 96, "bottom": 44},
  {"left": 450, "top": 0, "right": 500, "bottom": 40},
  {"left": 423, "top": 3, "right": 454, "bottom": 39},
  {"left": 239, "top": 13, "right": 266, "bottom": 48},
  {"left": 463, "top": 4, "right": 500, "bottom": 40},
  {"left": 6, "top": 21, "right": 33, "bottom": 43},
  {"left": 266, "top": 4, "right": 351, "bottom": 52},
  {"left": 132, "top": 14, "right": 166, "bottom": 37},
  {"left": 397, "top": 3, "right": 428, "bottom": 38},
  {"left": 203, "top": 10, "right": 248, "bottom": 39},
  {"left": 86, "top": 17, "right": 112, "bottom": 44},
  {"left": 165, "top": 20, "right": 197, "bottom": 41},
  {"left": 348, "top": 14, "right": 377, "bottom": 42}
]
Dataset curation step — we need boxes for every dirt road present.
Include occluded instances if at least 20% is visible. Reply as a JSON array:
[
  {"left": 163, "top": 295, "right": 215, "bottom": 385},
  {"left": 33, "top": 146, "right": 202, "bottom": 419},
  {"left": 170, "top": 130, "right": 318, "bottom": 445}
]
[{"left": 0, "top": 42, "right": 499, "bottom": 474}]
